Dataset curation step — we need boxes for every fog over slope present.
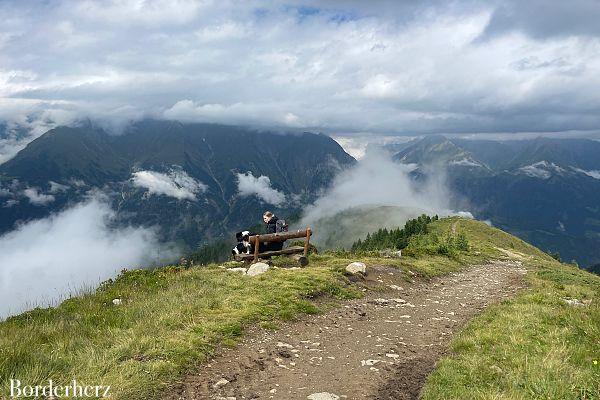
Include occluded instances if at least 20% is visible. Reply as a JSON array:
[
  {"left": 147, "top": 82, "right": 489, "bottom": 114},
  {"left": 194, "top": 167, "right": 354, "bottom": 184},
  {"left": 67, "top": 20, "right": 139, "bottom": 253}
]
[
  {"left": 0, "top": 195, "right": 176, "bottom": 320},
  {"left": 300, "top": 149, "right": 471, "bottom": 247}
]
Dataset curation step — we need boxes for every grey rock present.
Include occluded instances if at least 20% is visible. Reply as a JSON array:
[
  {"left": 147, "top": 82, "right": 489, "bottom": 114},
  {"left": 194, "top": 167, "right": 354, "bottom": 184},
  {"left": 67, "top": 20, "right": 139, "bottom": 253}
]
[
  {"left": 345, "top": 262, "right": 367, "bottom": 275},
  {"left": 307, "top": 393, "right": 340, "bottom": 400},
  {"left": 212, "top": 378, "right": 229, "bottom": 389},
  {"left": 562, "top": 298, "right": 590, "bottom": 307},
  {"left": 247, "top": 262, "right": 270, "bottom": 277}
]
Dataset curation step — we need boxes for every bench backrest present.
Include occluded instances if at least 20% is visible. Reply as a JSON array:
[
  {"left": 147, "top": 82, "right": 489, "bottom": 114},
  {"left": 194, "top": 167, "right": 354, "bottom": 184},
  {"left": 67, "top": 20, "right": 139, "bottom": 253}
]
[{"left": 249, "top": 228, "right": 312, "bottom": 262}]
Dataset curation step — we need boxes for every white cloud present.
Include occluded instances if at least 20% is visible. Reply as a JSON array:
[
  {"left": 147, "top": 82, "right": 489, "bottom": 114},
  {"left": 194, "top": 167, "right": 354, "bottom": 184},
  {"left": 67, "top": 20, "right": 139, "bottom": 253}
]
[
  {"left": 1, "top": 0, "right": 600, "bottom": 157},
  {"left": 301, "top": 150, "right": 452, "bottom": 225},
  {"left": 0, "top": 195, "right": 177, "bottom": 320},
  {"left": 1, "top": 181, "right": 15, "bottom": 198},
  {"left": 69, "top": 178, "right": 87, "bottom": 187},
  {"left": 3, "top": 199, "right": 18, "bottom": 208},
  {"left": 164, "top": 100, "right": 304, "bottom": 128},
  {"left": 299, "top": 149, "right": 471, "bottom": 245},
  {"left": 454, "top": 211, "right": 475, "bottom": 219},
  {"left": 236, "top": 171, "right": 286, "bottom": 206},
  {"left": 0, "top": 98, "right": 79, "bottom": 164},
  {"left": 332, "top": 135, "right": 415, "bottom": 160},
  {"left": 23, "top": 187, "right": 55, "bottom": 205},
  {"left": 195, "top": 21, "right": 248, "bottom": 42},
  {"left": 131, "top": 169, "right": 207, "bottom": 200}
]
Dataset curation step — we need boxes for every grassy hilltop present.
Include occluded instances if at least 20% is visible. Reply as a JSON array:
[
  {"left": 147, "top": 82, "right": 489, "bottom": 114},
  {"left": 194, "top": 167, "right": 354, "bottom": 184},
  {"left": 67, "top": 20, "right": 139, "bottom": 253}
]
[{"left": 0, "top": 217, "right": 598, "bottom": 399}]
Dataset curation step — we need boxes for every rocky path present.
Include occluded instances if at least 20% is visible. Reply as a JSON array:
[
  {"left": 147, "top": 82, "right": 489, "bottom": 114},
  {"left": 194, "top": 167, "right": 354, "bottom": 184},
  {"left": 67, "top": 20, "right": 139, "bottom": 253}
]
[{"left": 166, "top": 261, "right": 527, "bottom": 400}]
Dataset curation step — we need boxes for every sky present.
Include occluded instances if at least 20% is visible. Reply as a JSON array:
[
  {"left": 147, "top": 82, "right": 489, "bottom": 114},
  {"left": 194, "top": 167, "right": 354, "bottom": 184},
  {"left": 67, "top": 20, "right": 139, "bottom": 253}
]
[{"left": 2, "top": 0, "right": 600, "bottom": 157}]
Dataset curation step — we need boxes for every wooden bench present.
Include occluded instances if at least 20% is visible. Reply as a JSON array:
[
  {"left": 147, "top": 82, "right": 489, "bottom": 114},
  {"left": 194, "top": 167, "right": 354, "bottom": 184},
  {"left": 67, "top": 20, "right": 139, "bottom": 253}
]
[{"left": 234, "top": 228, "right": 312, "bottom": 265}]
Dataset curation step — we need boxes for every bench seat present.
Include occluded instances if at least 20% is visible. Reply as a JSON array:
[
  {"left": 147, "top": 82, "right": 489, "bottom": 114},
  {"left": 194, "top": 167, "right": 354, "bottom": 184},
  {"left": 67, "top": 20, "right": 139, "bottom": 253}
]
[{"left": 234, "top": 246, "right": 305, "bottom": 261}]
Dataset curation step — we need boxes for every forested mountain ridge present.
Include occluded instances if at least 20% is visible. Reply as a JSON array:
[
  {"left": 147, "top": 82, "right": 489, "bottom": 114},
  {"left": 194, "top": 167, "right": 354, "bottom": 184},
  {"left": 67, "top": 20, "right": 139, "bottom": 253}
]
[{"left": 0, "top": 120, "right": 356, "bottom": 248}]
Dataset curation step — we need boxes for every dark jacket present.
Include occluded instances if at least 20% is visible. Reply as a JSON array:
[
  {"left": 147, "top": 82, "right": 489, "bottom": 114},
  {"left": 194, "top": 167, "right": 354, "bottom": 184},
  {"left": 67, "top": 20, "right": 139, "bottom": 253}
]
[
  {"left": 265, "top": 216, "right": 279, "bottom": 234},
  {"left": 263, "top": 216, "right": 283, "bottom": 251}
]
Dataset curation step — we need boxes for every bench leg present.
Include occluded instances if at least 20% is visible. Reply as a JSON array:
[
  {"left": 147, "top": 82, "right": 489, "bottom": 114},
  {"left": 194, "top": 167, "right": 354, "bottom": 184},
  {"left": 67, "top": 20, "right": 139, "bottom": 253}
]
[
  {"left": 304, "top": 228, "right": 312, "bottom": 257},
  {"left": 254, "top": 236, "right": 260, "bottom": 262}
]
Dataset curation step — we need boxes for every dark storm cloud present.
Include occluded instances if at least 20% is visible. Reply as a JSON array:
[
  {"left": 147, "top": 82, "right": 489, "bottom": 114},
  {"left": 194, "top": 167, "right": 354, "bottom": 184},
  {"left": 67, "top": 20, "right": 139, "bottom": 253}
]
[{"left": 1, "top": 0, "right": 600, "bottom": 162}]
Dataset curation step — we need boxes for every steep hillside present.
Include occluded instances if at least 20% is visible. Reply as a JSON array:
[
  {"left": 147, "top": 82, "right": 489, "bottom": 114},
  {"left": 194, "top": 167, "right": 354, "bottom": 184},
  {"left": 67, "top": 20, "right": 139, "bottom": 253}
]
[
  {"left": 0, "top": 217, "right": 597, "bottom": 399},
  {"left": 0, "top": 120, "right": 355, "bottom": 247}
]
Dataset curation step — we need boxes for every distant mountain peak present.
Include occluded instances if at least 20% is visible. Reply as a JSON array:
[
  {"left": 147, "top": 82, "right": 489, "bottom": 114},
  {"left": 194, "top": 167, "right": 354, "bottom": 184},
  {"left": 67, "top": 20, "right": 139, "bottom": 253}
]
[
  {"left": 516, "top": 160, "right": 566, "bottom": 179},
  {"left": 392, "top": 135, "right": 487, "bottom": 170}
]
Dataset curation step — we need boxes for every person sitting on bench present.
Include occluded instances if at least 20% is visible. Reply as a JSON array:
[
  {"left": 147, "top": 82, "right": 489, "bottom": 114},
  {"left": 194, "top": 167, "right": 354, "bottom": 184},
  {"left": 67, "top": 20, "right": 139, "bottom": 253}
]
[{"left": 262, "top": 211, "right": 286, "bottom": 251}]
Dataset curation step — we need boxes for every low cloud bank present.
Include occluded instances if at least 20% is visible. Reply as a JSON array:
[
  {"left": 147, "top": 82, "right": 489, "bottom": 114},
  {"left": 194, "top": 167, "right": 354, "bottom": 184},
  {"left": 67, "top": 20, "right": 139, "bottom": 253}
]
[
  {"left": 131, "top": 169, "right": 207, "bottom": 200},
  {"left": 302, "top": 150, "right": 452, "bottom": 223},
  {"left": 237, "top": 172, "right": 286, "bottom": 206},
  {"left": 300, "top": 150, "right": 471, "bottom": 246},
  {"left": 0, "top": 195, "right": 177, "bottom": 320}
]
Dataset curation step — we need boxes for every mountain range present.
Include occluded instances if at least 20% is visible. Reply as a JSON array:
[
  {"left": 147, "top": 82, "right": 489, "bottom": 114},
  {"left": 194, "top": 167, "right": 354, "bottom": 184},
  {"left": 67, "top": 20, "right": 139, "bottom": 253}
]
[
  {"left": 388, "top": 135, "right": 600, "bottom": 268},
  {"left": 2, "top": 121, "right": 599, "bottom": 269},
  {"left": 0, "top": 120, "right": 355, "bottom": 249}
]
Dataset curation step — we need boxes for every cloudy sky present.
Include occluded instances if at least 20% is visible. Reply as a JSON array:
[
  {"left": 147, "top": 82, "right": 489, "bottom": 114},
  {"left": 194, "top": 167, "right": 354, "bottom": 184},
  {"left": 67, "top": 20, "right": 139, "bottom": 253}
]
[{"left": 2, "top": 0, "right": 600, "bottom": 143}]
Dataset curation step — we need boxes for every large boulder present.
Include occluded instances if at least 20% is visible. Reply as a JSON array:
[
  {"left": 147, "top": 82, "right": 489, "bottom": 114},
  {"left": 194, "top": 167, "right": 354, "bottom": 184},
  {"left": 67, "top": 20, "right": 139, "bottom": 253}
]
[
  {"left": 247, "top": 262, "right": 271, "bottom": 277},
  {"left": 345, "top": 262, "right": 367, "bottom": 275}
]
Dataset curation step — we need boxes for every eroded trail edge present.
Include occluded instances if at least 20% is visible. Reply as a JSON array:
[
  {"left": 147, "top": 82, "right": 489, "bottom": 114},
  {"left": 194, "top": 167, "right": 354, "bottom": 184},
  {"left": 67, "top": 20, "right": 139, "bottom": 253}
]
[{"left": 166, "top": 261, "right": 527, "bottom": 400}]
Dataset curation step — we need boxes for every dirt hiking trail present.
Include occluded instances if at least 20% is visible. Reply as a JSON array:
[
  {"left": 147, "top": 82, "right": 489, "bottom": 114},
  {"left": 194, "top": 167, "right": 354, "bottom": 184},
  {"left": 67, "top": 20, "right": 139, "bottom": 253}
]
[{"left": 166, "top": 261, "right": 527, "bottom": 400}]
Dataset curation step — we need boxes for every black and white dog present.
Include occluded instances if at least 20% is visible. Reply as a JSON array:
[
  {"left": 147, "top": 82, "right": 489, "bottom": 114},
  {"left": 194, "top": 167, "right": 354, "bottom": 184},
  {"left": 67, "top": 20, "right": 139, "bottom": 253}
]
[{"left": 232, "top": 230, "right": 255, "bottom": 255}]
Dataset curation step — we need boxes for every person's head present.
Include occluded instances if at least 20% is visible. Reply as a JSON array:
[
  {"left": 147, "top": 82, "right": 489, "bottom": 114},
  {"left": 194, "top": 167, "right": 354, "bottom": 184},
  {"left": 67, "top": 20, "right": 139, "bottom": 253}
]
[{"left": 263, "top": 211, "right": 274, "bottom": 223}]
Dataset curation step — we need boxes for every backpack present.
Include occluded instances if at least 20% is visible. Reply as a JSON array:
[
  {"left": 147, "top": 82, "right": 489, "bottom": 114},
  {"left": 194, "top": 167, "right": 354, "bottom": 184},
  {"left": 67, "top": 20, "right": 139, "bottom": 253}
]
[{"left": 275, "top": 219, "right": 289, "bottom": 233}]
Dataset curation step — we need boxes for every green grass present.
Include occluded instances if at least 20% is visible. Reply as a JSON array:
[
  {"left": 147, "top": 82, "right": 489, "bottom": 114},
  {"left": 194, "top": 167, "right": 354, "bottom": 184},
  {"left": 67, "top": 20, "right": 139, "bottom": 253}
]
[
  {"left": 1, "top": 216, "right": 598, "bottom": 399},
  {"left": 421, "top": 222, "right": 600, "bottom": 400},
  {"left": 0, "top": 266, "right": 358, "bottom": 399}
]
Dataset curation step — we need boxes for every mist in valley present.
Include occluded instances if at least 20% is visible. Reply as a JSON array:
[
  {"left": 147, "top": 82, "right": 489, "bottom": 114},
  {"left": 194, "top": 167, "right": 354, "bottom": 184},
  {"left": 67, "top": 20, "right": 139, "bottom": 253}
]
[
  {"left": 0, "top": 194, "right": 177, "bottom": 320},
  {"left": 299, "top": 149, "right": 471, "bottom": 248}
]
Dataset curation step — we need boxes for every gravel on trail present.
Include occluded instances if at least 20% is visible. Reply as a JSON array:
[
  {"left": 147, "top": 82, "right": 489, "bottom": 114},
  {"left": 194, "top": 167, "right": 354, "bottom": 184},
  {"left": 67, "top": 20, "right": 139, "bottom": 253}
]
[{"left": 165, "top": 260, "right": 527, "bottom": 400}]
